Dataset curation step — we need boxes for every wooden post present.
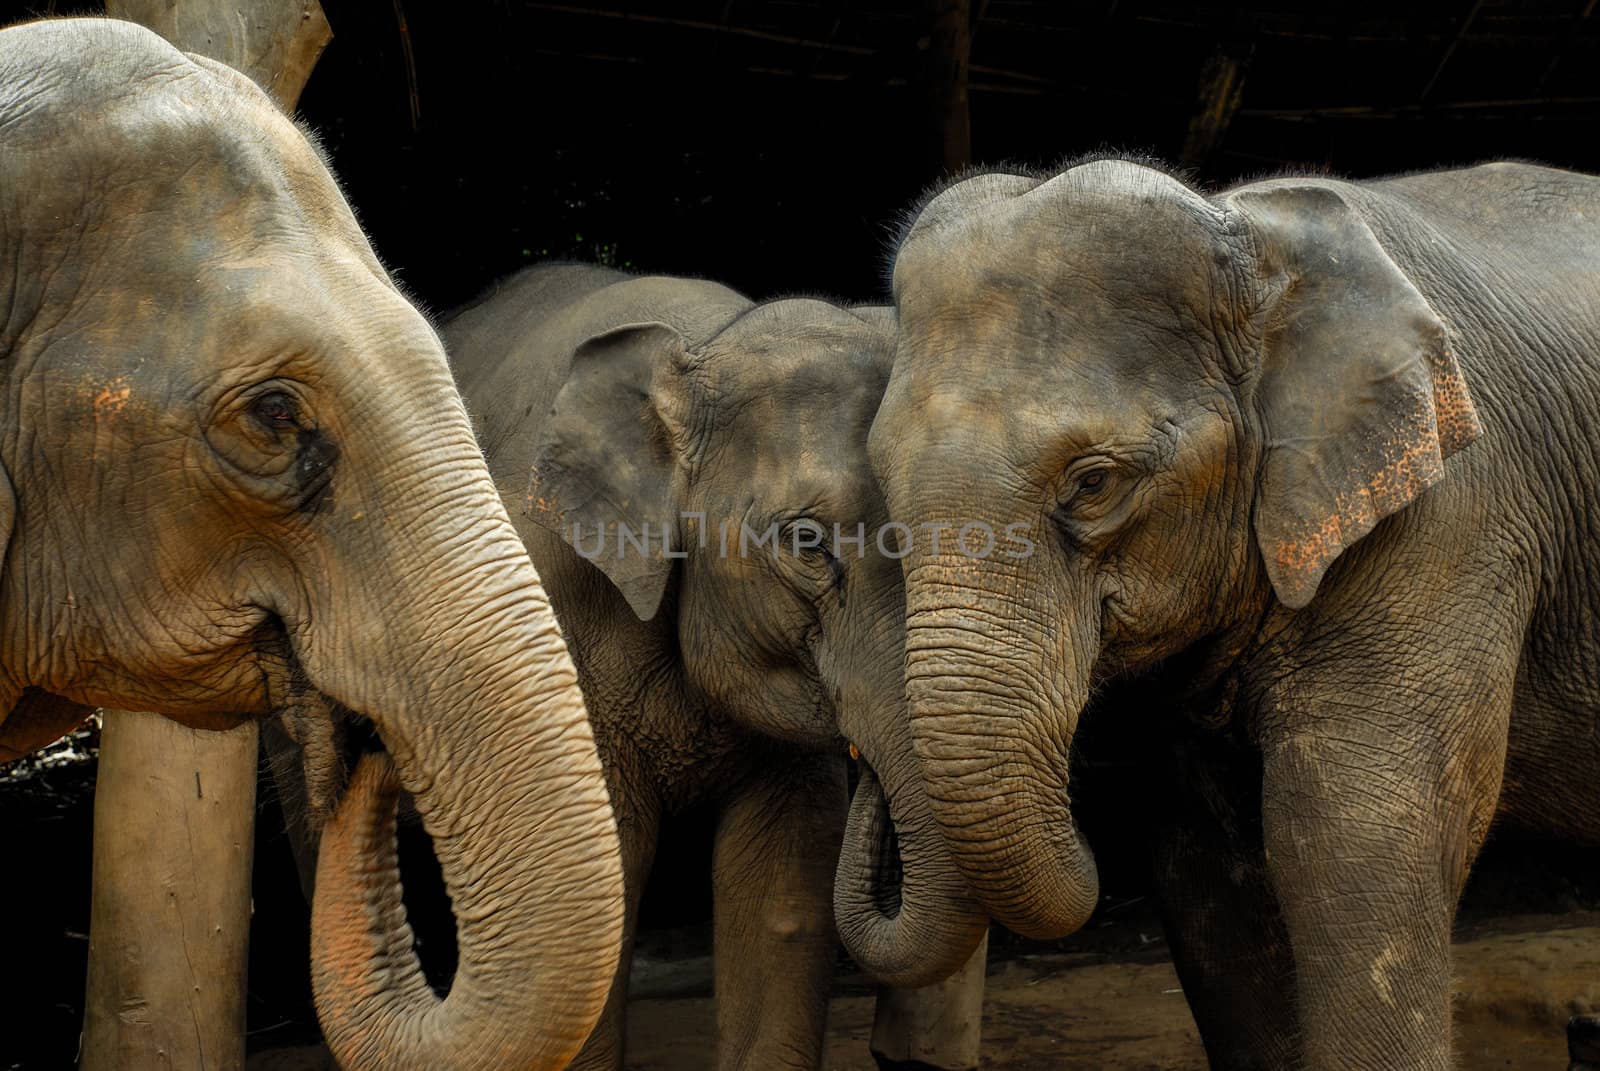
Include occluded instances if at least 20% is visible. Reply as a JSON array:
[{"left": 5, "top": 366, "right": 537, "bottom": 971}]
[
  {"left": 870, "top": 930, "right": 988, "bottom": 1071},
  {"left": 1178, "top": 41, "right": 1253, "bottom": 170},
  {"left": 81, "top": 712, "right": 260, "bottom": 1071},
  {"left": 917, "top": 0, "right": 972, "bottom": 178},
  {"left": 80, "top": 5, "right": 330, "bottom": 1069},
  {"left": 106, "top": 0, "right": 332, "bottom": 108}
]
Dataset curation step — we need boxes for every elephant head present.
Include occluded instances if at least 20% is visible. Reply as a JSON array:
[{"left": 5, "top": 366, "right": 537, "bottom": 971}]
[
  {"left": 527, "top": 298, "right": 987, "bottom": 986},
  {"left": 0, "top": 20, "right": 622, "bottom": 1068},
  {"left": 869, "top": 156, "right": 1480, "bottom": 939}
]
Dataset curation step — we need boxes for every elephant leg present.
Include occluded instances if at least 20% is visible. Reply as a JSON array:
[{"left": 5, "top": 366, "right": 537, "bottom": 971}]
[
  {"left": 869, "top": 929, "right": 988, "bottom": 1071},
  {"left": 572, "top": 761, "right": 661, "bottom": 1071},
  {"left": 1258, "top": 653, "right": 1510, "bottom": 1071},
  {"left": 713, "top": 749, "right": 848, "bottom": 1071},
  {"left": 1152, "top": 733, "right": 1297, "bottom": 1070}
]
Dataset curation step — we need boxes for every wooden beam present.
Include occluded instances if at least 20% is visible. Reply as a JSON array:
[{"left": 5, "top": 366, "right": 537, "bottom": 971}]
[
  {"left": 81, "top": 712, "right": 259, "bottom": 1071},
  {"left": 1239, "top": 93, "right": 1600, "bottom": 120},
  {"left": 1535, "top": 0, "right": 1598, "bottom": 92},
  {"left": 523, "top": 2, "right": 877, "bottom": 55},
  {"left": 391, "top": 0, "right": 421, "bottom": 128},
  {"left": 1180, "top": 40, "right": 1253, "bottom": 170},
  {"left": 106, "top": 0, "right": 331, "bottom": 110},
  {"left": 81, "top": 5, "right": 331, "bottom": 1070},
  {"left": 1420, "top": 0, "right": 1487, "bottom": 103},
  {"left": 917, "top": 0, "right": 973, "bottom": 177}
]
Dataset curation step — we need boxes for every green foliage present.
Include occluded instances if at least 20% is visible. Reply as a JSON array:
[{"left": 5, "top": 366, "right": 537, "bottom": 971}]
[{"left": 517, "top": 232, "right": 632, "bottom": 270}]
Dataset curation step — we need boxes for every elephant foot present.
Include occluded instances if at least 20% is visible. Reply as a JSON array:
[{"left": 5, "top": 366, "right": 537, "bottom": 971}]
[{"left": 1568, "top": 1014, "right": 1600, "bottom": 1071}]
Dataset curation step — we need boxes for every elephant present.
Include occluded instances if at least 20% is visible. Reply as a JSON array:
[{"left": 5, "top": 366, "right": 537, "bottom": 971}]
[
  {"left": 0, "top": 19, "right": 622, "bottom": 1071},
  {"left": 442, "top": 264, "right": 989, "bottom": 1069},
  {"left": 869, "top": 155, "right": 1600, "bottom": 1070}
]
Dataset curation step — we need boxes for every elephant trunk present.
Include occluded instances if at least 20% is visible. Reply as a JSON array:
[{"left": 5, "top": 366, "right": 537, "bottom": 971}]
[
  {"left": 307, "top": 467, "right": 622, "bottom": 1069},
  {"left": 902, "top": 558, "right": 1100, "bottom": 941},
  {"left": 834, "top": 749, "right": 988, "bottom": 988}
]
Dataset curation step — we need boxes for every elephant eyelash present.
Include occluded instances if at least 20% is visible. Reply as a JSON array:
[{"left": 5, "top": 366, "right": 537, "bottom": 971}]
[
  {"left": 1053, "top": 466, "right": 1146, "bottom": 552},
  {"left": 1057, "top": 461, "right": 1117, "bottom": 512},
  {"left": 251, "top": 390, "right": 300, "bottom": 430},
  {"left": 777, "top": 517, "right": 846, "bottom": 602},
  {"left": 1071, "top": 468, "right": 1110, "bottom": 498}
]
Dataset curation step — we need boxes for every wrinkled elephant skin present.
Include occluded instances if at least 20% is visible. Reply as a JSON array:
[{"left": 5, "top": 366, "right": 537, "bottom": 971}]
[
  {"left": 872, "top": 156, "right": 1600, "bottom": 1070},
  {"left": 445, "top": 267, "right": 988, "bottom": 1068},
  {"left": 0, "top": 19, "right": 622, "bottom": 1071}
]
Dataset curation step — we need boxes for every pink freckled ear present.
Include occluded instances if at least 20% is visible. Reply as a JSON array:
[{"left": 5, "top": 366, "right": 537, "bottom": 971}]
[{"left": 1229, "top": 184, "right": 1482, "bottom": 609}]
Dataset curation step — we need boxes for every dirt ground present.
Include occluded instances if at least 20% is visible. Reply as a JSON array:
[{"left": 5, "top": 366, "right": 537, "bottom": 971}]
[
  {"left": 246, "top": 911, "right": 1600, "bottom": 1071},
  {"left": 10, "top": 746, "right": 1599, "bottom": 1071},
  {"left": 240, "top": 908, "right": 1600, "bottom": 1071},
  {"left": 619, "top": 916, "right": 1600, "bottom": 1071}
]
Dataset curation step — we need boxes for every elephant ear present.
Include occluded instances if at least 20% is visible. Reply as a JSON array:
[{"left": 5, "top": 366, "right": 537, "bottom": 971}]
[
  {"left": 527, "top": 322, "right": 696, "bottom": 622},
  {"left": 1230, "top": 184, "right": 1482, "bottom": 609}
]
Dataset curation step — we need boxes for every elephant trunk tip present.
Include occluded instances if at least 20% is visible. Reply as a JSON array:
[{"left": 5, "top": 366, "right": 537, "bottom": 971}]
[
  {"left": 311, "top": 744, "right": 613, "bottom": 1070},
  {"left": 962, "top": 820, "right": 1101, "bottom": 941},
  {"left": 911, "top": 703, "right": 1101, "bottom": 943},
  {"left": 312, "top": 751, "right": 437, "bottom": 1069},
  {"left": 835, "top": 762, "right": 989, "bottom": 989}
]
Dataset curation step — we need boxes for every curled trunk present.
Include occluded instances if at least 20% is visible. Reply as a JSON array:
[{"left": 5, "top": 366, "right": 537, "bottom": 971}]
[
  {"left": 834, "top": 758, "right": 988, "bottom": 988},
  {"left": 903, "top": 568, "right": 1101, "bottom": 941},
  {"left": 307, "top": 477, "right": 622, "bottom": 1070}
]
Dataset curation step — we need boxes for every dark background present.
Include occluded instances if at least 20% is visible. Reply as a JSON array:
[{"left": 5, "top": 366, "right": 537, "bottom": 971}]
[
  {"left": 283, "top": 0, "right": 1600, "bottom": 311},
  {"left": 237, "top": 0, "right": 1600, "bottom": 310},
  {"left": 4, "top": 1, "right": 1600, "bottom": 1066},
  {"left": 9, "top": 2, "right": 1600, "bottom": 309}
]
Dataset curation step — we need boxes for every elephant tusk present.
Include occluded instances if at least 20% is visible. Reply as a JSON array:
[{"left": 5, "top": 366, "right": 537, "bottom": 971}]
[{"left": 848, "top": 742, "right": 860, "bottom": 761}]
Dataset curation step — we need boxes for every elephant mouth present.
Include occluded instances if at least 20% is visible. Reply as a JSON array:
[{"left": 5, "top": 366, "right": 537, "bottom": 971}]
[
  {"left": 264, "top": 690, "right": 384, "bottom": 839},
  {"left": 259, "top": 655, "right": 456, "bottom": 998},
  {"left": 254, "top": 617, "right": 397, "bottom": 829}
]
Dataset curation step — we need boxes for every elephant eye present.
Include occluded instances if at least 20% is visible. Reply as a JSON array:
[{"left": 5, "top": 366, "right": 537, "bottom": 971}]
[
  {"left": 783, "top": 518, "right": 846, "bottom": 602},
  {"left": 1056, "top": 462, "right": 1117, "bottom": 524},
  {"left": 251, "top": 390, "right": 299, "bottom": 430}
]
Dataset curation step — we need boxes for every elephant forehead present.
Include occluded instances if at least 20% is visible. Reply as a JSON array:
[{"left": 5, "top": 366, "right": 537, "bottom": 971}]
[
  {"left": 898, "top": 171, "right": 1224, "bottom": 328},
  {"left": 699, "top": 450, "right": 882, "bottom": 533},
  {"left": 707, "top": 304, "right": 889, "bottom": 379},
  {"left": 30, "top": 243, "right": 434, "bottom": 420},
  {"left": 901, "top": 237, "right": 1217, "bottom": 338},
  {"left": 874, "top": 329, "right": 1205, "bottom": 491},
  {"left": 893, "top": 286, "right": 1211, "bottom": 417},
  {"left": 722, "top": 345, "right": 880, "bottom": 413},
  {"left": 696, "top": 375, "right": 882, "bottom": 515},
  {"left": 713, "top": 394, "right": 870, "bottom": 486},
  {"left": 101, "top": 119, "right": 368, "bottom": 270},
  {"left": 28, "top": 134, "right": 408, "bottom": 374},
  {"left": 3, "top": 28, "right": 382, "bottom": 289},
  {"left": 709, "top": 368, "right": 882, "bottom": 484},
  {"left": 697, "top": 313, "right": 887, "bottom": 439}
]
